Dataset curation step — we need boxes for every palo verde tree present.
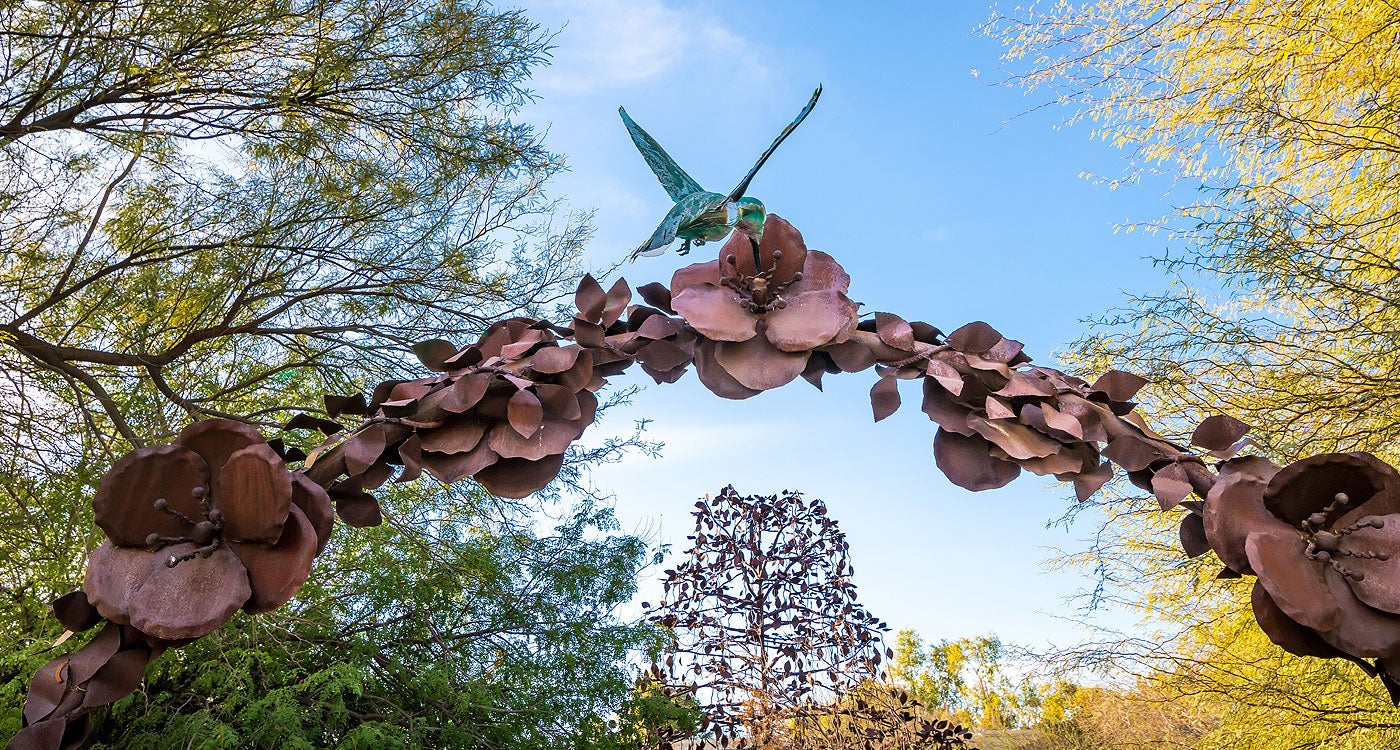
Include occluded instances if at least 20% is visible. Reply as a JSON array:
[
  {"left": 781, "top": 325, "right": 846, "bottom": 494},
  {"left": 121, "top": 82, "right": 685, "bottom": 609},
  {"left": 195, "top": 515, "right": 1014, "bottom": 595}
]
[
  {"left": 645, "top": 486, "right": 891, "bottom": 748},
  {"left": 988, "top": 2, "right": 1400, "bottom": 745}
]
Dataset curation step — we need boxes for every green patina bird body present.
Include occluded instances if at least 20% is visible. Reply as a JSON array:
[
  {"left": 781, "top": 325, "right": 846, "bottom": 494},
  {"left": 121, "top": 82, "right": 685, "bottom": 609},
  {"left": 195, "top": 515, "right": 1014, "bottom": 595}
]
[{"left": 621, "top": 86, "right": 822, "bottom": 259}]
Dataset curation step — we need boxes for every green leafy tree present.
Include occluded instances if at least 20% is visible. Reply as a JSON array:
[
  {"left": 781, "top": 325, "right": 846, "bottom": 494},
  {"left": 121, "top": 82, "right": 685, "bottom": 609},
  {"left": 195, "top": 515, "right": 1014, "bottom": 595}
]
[
  {"left": 890, "top": 630, "right": 1037, "bottom": 732},
  {"left": 576, "top": 666, "right": 707, "bottom": 750},
  {"left": 0, "top": 0, "right": 654, "bottom": 745}
]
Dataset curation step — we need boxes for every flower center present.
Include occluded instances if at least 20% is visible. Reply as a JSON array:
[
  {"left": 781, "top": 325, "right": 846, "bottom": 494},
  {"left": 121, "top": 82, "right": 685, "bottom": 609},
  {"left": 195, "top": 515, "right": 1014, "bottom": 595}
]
[
  {"left": 721, "top": 250, "right": 803, "bottom": 314},
  {"left": 1300, "top": 492, "right": 1390, "bottom": 581},
  {"left": 145, "top": 485, "right": 225, "bottom": 568}
]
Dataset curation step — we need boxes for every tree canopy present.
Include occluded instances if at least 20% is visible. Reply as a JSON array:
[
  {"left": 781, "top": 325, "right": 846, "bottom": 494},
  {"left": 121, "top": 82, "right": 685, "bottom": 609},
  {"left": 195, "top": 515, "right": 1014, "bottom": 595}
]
[
  {"left": 1, "top": 1, "right": 655, "bottom": 746},
  {"left": 990, "top": 1, "right": 1400, "bottom": 746}
]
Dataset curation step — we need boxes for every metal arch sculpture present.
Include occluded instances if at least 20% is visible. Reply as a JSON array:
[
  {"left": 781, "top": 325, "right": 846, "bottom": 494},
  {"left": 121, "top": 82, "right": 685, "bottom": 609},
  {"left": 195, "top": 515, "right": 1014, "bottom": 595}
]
[{"left": 12, "top": 171, "right": 1400, "bottom": 750}]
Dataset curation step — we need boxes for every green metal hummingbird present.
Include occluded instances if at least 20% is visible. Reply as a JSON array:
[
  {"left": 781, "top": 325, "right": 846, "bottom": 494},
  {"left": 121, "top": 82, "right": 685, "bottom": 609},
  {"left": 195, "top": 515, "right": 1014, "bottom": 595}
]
[{"left": 620, "top": 85, "right": 822, "bottom": 260}]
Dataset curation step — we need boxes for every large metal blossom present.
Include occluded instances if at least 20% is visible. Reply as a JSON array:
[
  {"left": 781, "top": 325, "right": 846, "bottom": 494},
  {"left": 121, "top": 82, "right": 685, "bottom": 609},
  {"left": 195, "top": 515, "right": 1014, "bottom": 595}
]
[
  {"left": 669, "top": 215, "right": 858, "bottom": 397},
  {"left": 1205, "top": 452, "right": 1400, "bottom": 668},
  {"left": 82, "top": 419, "right": 332, "bottom": 641}
]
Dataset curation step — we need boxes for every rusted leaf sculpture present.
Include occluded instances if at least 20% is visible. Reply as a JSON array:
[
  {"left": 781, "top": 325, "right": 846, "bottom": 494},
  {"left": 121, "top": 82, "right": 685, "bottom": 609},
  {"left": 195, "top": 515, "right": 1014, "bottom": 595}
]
[
  {"left": 14, "top": 213, "right": 1400, "bottom": 747},
  {"left": 646, "top": 487, "right": 893, "bottom": 748}
]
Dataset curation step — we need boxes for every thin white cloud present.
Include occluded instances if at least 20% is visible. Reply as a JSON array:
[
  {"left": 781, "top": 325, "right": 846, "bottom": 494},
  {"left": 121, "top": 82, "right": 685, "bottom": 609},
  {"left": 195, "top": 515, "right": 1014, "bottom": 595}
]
[
  {"left": 531, "top": 0, "right": 768, "bottom": 94},
  {"left": 922, "top": 225, "right": 950, "bottom": 244}
]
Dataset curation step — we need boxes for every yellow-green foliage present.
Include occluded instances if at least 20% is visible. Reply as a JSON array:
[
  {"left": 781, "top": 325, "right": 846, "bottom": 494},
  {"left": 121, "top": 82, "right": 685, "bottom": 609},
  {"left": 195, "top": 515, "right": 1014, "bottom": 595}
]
[{"left": 990, "top": 2, "right": 1400, "bottom": 746}]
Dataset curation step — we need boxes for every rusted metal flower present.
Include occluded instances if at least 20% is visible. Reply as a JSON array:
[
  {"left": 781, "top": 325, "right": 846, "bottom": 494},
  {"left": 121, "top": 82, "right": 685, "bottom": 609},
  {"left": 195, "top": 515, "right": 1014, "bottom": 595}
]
[
  {"left": 1205, "top": 452, "right": 1400, "bottom": 662},
  {"left": 669, "top": 215, "right": 858, "bottom": 397},
  {"left": 83, "top": 419, "right": 330, "bottom": 641}
]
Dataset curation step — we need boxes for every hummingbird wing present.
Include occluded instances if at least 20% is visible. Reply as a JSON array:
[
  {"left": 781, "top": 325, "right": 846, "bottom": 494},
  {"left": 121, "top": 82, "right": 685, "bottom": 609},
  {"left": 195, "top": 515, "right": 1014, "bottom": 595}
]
[
  {"left": 726, "top": 85, "right": 823, "bottom": 202},
  {"left": 630, "top": 208, "right": 686, "bottom": 260},
  {"left": 619, "top": 107, "right": 705, "bottom": 202}
]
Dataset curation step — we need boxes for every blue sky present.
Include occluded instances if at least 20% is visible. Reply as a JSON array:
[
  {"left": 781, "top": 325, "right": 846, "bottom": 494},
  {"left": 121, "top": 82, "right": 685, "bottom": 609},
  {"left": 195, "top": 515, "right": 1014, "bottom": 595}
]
[{"left": 517, "top": 1, "right": 1190, "bottom": 650}]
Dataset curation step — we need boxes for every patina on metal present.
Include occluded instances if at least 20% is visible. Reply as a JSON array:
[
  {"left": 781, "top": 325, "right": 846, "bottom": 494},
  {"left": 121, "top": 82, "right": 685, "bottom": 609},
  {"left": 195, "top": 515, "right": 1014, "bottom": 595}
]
[{"left": 622, "top": 86, "right": 821, "bottom": 259}]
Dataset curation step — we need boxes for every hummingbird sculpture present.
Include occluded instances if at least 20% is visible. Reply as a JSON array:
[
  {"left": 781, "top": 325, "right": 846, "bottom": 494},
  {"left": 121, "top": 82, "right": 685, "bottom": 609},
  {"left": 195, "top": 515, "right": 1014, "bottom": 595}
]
[{"left": 620, "top": 85, "right": 822, "bottom": 260}]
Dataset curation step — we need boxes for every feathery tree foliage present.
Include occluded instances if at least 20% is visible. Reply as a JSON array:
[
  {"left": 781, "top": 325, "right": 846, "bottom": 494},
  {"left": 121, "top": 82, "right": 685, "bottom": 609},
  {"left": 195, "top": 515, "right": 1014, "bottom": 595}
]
[
  {"left": 989, "top": 1, "right": 1400, "bottom": 746},
  {"left": 1, "top": 0, "right": 657, "bottom": 745}
]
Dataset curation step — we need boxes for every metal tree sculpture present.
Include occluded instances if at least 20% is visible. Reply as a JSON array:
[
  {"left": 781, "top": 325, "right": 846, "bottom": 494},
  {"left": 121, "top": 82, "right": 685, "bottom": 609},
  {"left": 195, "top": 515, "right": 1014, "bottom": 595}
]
[
  {"left": 15, "top": 209, "right": 1400, "bottom": 748},
  {"left": 646, "top": 486, "right": 891, "bottom": 747}
]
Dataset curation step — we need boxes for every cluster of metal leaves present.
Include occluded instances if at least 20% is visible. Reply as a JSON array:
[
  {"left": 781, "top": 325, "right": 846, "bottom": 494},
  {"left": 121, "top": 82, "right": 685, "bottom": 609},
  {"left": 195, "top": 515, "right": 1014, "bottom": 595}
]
[
  {"left": 783, "top": 685, "right": 977, "bottom": 750},
  {"left": 14, "top": 419, "right": 333, "bottom": 749},
  {"left": 1201, "top": 450, "right": 1400, "bottom": 699},
  {"left": 645, "top": 487, "right": 890, "bottom": 747},
  {"left": 11, "top": 614, "right": 163, "bottom": 750},
  {"left": 294, "top": 276, "right": 698, "bottom": 510}
]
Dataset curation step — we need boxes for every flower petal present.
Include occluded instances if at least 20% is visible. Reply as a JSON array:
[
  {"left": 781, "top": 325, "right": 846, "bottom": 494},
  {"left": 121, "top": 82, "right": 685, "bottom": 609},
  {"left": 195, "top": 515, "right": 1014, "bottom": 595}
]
[
  {"left": 713, "top": 335, "right": 810, "bottom": 391},
  {"left": 213, "top": 443, "right": 292, "bottom": 545},
  {"left": 669, "top": 259, "right": 723, "bottom": 296},
  {"left": 1265, "top": 452, "right": 1400, "bottom": 527},
  {"left": 234, "top": 505, "right": 318, "bottom": 615},
  {"left": 1339, "top": 515, "right": 1400, "bottom": 614},
  {"left": 1315, "top": 566, "right": 1400, "bottom": 658},
  {"left": 474, "top": 454, "right": 566, "bottom": 499},
  {"left": 763, "top": 290, "right": 858, "bottom": 352},
  {"left": 84, "top": 542, "right": 145, "bottom": 625},
  {"left": 1204, "top": 468, "right": 1290, "bottom": 574},
  {"left": 174, "top": 419, "right": 266, "bottom": 474},
  {"left": 1246, "top": 530, "right": 1343, "bottom": 632},
  {"left": 757, "top": 215, "right": 808, "bottom": 283},
  {"left": 125, "top": 544, "right": 251, "bottom": 640},
  {"left": 290, "top": 474, "right": 334, "bottom": 554},
  {"left": 94, "top": 444, "right": 209, "bottom": 548},
  {"left": 786, "top": 250, "right": 850, "bottom": 297},
  {"left": 692, "top": 340, "right": 762, "bottom": 400},
  {"left": 1251, "top": 582, "right": 1351, "bottom": 659},
  {"left": 671, "top": 284, "right": 759, "bottom": 343},
  {"left": 934, "top": 428, "right": 1020, "bottom": 492}
]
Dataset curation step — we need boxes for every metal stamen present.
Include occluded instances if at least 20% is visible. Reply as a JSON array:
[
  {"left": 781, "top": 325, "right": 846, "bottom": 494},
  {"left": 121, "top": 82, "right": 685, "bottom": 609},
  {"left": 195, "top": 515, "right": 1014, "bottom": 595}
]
[{"left": 153, "top": 498, "right": 199, "bottom": 527}]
